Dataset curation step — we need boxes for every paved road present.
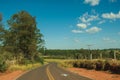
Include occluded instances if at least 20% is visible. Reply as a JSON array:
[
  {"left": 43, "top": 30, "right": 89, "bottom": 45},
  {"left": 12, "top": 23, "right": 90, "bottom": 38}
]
[{"left": 16, "top": 63, "right": 92, "bottom": 80}]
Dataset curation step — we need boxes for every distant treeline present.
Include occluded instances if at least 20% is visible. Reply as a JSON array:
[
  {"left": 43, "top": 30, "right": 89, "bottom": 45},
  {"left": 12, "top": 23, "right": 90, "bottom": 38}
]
[{"left": 41, "top": 49, "right": 120, "bottom": 60}]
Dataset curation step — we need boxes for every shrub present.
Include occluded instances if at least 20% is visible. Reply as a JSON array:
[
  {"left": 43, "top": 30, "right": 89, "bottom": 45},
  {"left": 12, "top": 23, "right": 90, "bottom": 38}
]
[
  {"left": 60, "top": 60, "right": 74, "bottom": 68},
  {"left": 79, "top": 61, "right": 84, "bottom": 68},
  {"left": 0, "top": 58, "right": 8, "bottom": 72},
  {"left": 60, "top": 59, "right": 120, "bottom": 74},
  {"left": 19, "top": 58, "right": 31, "bottom": 65},
  {"left": 86, "top": 61, "right": 95, "bottom": 70},
  {"left": 103, "top": 61, "right": 111, "bottom": 71},
  {"left": 35, "top": 56, "right": 44, "bottom": 64},
  {"left": 110, "top": 62, "right": 120, "bottom": 74},
  {"left": 73, "top": 61, "right": 80, "bottom": 67},
  {"left": 95, "top": 60, "right": 103, "bottom": 70},
  {"left": 72, "top": 60, "right": 95, "bottom": 69}
]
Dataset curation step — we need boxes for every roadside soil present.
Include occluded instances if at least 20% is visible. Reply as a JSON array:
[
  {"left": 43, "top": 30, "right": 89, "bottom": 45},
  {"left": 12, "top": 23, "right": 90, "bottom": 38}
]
[
  {"left": 0, "top": 70, "right": 24, "bottom": 80},
  {"left": 68, "top": 68, "right": 120, "bottom": 80}
]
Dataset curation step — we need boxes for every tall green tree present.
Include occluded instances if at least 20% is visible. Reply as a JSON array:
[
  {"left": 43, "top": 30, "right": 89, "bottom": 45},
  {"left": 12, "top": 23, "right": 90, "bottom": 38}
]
[
  {"left": 6, "top": 11, "right": 44, "bottom": 61},
  {"left": 0, "top": 14, "right": 6, "bottom": 47}
]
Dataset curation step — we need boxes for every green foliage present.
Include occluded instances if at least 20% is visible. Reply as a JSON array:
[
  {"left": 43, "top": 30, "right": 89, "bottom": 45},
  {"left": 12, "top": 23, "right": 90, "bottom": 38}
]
[
  {"left": 43, "top": 49, "right": 120, "bottom": 60},
  {"left": 0, "top": 13, "right": 2, "bottom": 21},
  {"left": 0, "top": 11, "right": 45, "bottom": 73},
  {"left": 34, "top": 56, "right": 44, "bottom": 64},
  {"left": 0, "top": 57, "right": 8, "bottom": 72},
  {"left": 0, "top": 11, "right": 44, "bottom": 68},
  {"left": 19, "top": 58, "right": 32, "bottom": 65},
  {"left": 6, "top": 11, "right": 44, "bottom": 61}
]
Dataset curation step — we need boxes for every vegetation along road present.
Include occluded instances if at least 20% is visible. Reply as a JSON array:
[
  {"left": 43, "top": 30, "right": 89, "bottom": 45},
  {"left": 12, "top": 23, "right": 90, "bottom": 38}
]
[{"left": 16, "top": 63, "right": 92, "bottom": 80}]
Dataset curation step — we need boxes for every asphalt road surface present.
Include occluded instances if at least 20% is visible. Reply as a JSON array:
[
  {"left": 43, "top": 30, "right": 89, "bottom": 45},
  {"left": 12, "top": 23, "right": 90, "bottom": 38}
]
[{"left": 16, "top": 63, "right": 92, "bottom": 80}]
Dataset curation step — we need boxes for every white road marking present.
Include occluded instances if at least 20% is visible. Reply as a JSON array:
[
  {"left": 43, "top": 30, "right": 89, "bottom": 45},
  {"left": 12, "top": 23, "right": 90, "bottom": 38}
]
[{"left": 61, "top": 74, "right": 68, "bottom": 77}]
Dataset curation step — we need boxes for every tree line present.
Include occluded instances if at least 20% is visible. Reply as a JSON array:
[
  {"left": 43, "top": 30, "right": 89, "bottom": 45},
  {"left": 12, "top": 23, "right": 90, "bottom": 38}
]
[{"left": 42, "top": 49, "right": 120, "bottom": 60}]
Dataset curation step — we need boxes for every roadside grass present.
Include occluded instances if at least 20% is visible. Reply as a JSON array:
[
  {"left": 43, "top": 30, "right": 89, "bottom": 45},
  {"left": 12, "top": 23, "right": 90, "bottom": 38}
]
[
  {"left": 7, "top": 59, "right": 68, "bottom": 72},
  {"left": 8, "top": 63, "right": 42, "bottom": 72},
  {"left": 44, "top": 59, "right": 75, "bottom": 68},
  {"left": 45, "top": 59, "right": 120, "bottom": 74},
  {"left": 45, "top": 59, "right": 65, "bottom": 63}
]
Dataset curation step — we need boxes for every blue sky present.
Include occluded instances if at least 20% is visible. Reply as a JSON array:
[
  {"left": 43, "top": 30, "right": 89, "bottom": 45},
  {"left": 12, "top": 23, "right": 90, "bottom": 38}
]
[{"left": 0, "top": 0, "right": 120, "bottom": 49}]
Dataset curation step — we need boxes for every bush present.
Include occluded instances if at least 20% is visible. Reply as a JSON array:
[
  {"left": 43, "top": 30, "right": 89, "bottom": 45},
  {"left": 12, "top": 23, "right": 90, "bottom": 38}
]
[
  {"left": 0, "top": 58, "right": 8, "bottom": 72},
  {"left": 103, "top": 61, "right": 111, "bottom": 71},
  {"left": 79, "top": 61, "right": 84, "bottom": 68},
  {"left": 60, "top": 59, "right": 120, "bottom": 74},
  {"left": 19, "top": 58, "right": 32, "bottom": 65},
  {"left": 59, "top": 60, "right": 74, "bottom": 68},
  {"left": 86, "top": 61, "right": 95, "bottom": 70},
  {"left": 110, "top": 62, "right": 120, "bottom": 74},
  {"left": 35, "top": 56, "right": 44, "bottom": 64},
  {"left": 73, "top": 61, "right": 80, "bottom": 67},
  {"left": 95, "top": 60, "right": 103, "bottom": 70}
]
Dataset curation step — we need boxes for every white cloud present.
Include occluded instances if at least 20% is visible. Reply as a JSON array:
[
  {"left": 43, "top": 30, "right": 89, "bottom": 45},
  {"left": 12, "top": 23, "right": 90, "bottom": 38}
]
[
  {"left": 118, "top": 32, "right": 120, "bottom": 35},
  {"left": 77, "top": 23, "right": 87, "bottom": 29},
  {"left": 103, "top": 37, "right": 110, "bottom": 41},
  {"left": 103, "top": 37, "right": 116, "bottom": 43},
  {"left": 64, "top": 37, "right": 69, "bottom": 40},
  {"left": 86, "top": 26, "right": 101, "bottom": 33},
  {"left": 102, "top": 11, "right": 120, "bottom": 19},
  {"left": 72, "top": 30, "right": 84, "bottom": 34},
  {"left": 98, "top": 20, "right": 105, "bottom": 24},
  {"left": 79, "top": 12, "right": 99, "bottom": 23},
  {"left": 109, "top": 0, "right": 117, "bottom": 3},
  {"left": 84, "top": 0, "right": 100, "bottom": 6},
  {"left": 111, "top": 40, "right": 116, "bottom": 43},
  {"left": 74, "top": 39, "right": 80, "bottom": 43},
  {"left": 73, "top": 12, "right": 103, "bottom": 34}
]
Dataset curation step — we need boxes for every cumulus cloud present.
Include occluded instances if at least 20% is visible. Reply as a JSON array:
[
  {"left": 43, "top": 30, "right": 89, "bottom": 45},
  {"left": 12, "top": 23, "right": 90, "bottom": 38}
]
[
  {"left": 77, "top": 23, "right": 87, "bottom": 29},
  {"left": 84, "top": 0, "right": 100, "bottom": 6},
  {"left": 79, "top": 13, "right": 99, "bottom": 23},
  {"left": 102, "top": 11, "right": 120, "bottom": 19},
  {"left": 72, "top": 30, "right": 84, "bottom": 34},
  {"left": 86, "top": 26, "right": 101, "bottom": 33},
  {"left": 72, "top": 12, "right": 103, "bottom": 34}
]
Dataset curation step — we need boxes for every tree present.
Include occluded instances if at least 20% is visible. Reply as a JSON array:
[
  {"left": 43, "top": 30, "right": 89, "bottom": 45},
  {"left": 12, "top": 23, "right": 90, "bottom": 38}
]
[
  {"left": 0, "top": 14, "right": 2, "bottom": 21},
  {"left": 109, "top": 50, "right": 114, "bottom": 59},
  {"left": 0, "top": 14, "right": 4, "bottom": 44},
  {"left": 6, "top": 11, "right": 44, "bottom": 62}
]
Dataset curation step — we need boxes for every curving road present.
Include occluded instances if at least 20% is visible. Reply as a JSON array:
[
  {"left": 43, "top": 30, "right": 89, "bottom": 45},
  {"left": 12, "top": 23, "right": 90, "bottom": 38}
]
[{"left": 16, "top": 63, "right": 92, "bottom": 80}]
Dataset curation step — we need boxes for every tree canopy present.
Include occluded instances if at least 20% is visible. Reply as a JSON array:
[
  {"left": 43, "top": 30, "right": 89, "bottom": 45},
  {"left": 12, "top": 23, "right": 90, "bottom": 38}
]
[{"left": 0, "top": 11, "right": 44, "bottom": 63}]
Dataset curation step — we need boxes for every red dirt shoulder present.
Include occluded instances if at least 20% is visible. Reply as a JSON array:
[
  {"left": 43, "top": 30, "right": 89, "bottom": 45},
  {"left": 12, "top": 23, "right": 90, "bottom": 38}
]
[
  {"left": 68, "top": 68, "right": 120, "bottom": 80},
  {"left": 0, "top": 70, "right": 24, "bottom": 80}
]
